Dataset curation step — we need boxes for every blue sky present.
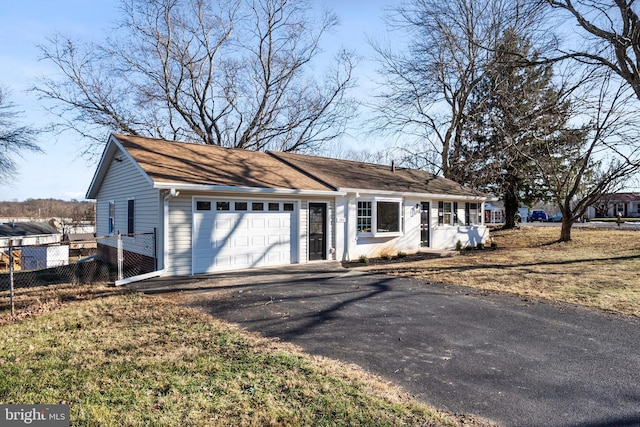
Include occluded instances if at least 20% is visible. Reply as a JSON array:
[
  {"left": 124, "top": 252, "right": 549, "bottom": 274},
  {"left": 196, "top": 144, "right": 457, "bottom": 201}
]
[{"left": 1, "top": 0, "right": 392, "bottom": 201}]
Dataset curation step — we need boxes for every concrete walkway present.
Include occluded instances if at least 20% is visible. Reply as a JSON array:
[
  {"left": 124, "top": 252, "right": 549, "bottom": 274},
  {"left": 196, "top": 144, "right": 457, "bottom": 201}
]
[{"left": 133, "top": 263, "right": 640, "bottom": 427}]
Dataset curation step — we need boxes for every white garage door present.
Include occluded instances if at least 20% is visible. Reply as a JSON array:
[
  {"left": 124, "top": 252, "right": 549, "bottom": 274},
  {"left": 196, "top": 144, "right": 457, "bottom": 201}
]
[{"left": 193, "top": 200, "right": 296, "bottom": 273}]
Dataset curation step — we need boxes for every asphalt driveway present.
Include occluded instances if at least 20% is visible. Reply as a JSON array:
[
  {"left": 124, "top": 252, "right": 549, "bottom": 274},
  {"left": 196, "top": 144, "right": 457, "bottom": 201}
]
[{"left": 133, "top": 263, "right": 640, "bottom": 427}]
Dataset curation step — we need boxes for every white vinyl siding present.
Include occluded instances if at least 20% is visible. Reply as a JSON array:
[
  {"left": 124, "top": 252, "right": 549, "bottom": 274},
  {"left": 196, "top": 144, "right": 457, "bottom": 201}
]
[
  {"left": 300, "top": 200, "right": 309, "bottom": 263},
  {"left": 167, "top": 194, "right": 193, "bottom": 276},
  {"left": 328, "top": 200, "right": 335, "bottom": 260},
  {"left": 95, "top": 150, "right": 159, "bottom": 237}
]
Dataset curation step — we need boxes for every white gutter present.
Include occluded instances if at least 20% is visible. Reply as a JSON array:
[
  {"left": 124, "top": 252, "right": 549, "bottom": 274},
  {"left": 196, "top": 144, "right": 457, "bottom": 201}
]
[
  {"left": 338, "top": 187, "right": 494, "bottom": 201},
  {"left": 114, "top": 188, "right": 179, "bottom": 286},
  {"left": 153, "top": 182, "right": 343, "bottom": 197}
]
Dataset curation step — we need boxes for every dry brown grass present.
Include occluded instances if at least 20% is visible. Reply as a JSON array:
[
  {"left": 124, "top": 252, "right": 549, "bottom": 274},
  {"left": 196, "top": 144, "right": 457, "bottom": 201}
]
[{"left": 368, "top": 226, "right": 640, "bottom": 317}]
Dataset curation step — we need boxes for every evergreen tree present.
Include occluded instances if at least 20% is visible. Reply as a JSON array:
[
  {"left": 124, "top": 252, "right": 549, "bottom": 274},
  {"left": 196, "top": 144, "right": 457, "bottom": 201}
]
[{"left": 462, "top": 29, "right": 570, "bottom": 228}]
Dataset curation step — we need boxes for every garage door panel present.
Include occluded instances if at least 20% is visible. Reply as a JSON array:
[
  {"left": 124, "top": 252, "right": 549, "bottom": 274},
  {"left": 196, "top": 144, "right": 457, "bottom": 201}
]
[
  {"left": 235, "top": 236, "right": 250, "bottom": 247},
  {"left": 268, "top": 218, "right": 281, "bottom": 228},
  {"left": 266, "top": 252, "right": 283, "bottom": 262},
  {"left": 233, "top": 254, "right": 250, "bottom": 266},
  {"left": 214, "top": 255, "right": 232, "bottom": 268},
  {"left": 216, "top": 218, "right": 233, "bottom": 229},
  {"left": 252, "top": 236, "right": 265, "bottom": 246}
]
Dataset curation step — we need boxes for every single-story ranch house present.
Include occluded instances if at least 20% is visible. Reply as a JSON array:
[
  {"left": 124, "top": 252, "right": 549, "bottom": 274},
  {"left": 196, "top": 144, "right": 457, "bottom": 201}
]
[
  {"left": 86, "top": 134, "right": 494, "bottom": 280},
  {"left": 587, "top": 192, "right": 640, "bottom": 219}
]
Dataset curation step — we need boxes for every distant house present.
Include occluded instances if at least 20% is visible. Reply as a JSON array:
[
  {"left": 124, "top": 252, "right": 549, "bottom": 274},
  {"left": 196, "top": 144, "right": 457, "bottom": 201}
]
[
  {"left": 0, "top": 221, "right": 67, "bottom": 271},
  {"left": 86, "top": 134, "right": 495, "bottom": 279},
  {"left": 0, "top": 221, "right": 62, "bottom": 247},
  {"left": 588, "top": 192, "right": 640, "bottom": 218},
  {"left": 484, "top": 201, "right": 529, "bottom": 224}
]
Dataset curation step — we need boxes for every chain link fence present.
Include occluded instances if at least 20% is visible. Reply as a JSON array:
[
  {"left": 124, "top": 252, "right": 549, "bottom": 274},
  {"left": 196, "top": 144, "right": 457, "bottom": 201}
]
[{"left": 1, "top": 231, "right": 156, "bottom": 317}]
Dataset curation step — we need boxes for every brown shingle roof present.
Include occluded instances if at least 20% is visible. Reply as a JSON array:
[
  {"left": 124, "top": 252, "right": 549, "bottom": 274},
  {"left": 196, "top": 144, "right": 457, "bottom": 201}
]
[
  {"left": 112, "top": 134, "right": 490, "bottom": 198},
  {"left": 269, "top": 151, "right": 490, "bottom": 198},
  {"left": 599, "top": 192, "right": 640, "bottom": 202},
  {"left": 113, "top": 134, "right": 332, "bottom": 192}
]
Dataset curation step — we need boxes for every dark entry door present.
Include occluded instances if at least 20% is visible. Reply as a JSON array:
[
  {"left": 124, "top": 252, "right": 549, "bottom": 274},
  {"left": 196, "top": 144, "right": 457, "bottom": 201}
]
[
  {"left": 420, "top": 202, "right": 430, "bottom": 247},
  {"left": 309, "top": 203, "right": 327, "bottom": 260}
]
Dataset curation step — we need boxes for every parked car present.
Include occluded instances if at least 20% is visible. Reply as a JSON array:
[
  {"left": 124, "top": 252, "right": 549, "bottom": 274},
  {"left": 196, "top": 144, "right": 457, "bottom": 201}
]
[
  {"left": 528, "top": 210, "right": 548, "bottom": 222},
  {"left": 549, "top": 212, "right": 563, "bottom": 222}
]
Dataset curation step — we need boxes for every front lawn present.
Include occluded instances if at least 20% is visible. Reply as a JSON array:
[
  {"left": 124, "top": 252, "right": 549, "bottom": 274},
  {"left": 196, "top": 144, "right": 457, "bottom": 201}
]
[{"left": 368, "top": 226, "right": 640, "bottom": 317}]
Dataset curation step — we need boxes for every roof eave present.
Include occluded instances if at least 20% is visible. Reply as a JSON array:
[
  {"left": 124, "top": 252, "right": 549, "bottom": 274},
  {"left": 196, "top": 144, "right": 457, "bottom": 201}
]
[
  {"left": 337, "top": 187, "right": 494, "bottom": 201},
  {"left": 152, "top": 182, "right": 344, "bottom": 197}
]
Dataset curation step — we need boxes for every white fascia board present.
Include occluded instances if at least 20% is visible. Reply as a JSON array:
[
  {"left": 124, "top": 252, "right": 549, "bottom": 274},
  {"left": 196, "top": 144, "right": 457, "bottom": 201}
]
[
  {"left": 153, "top": 182, "right": 344, "bottom": 197},
  {"left": 338, "top": 187, "right": 491, "bottom": 201}
]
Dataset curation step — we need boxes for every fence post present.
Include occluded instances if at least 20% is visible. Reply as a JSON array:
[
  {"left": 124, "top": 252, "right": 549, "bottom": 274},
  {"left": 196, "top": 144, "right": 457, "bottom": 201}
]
[
  {"left": 153, "top": 228, "right": 157, "bottom": 271},
  {"left": 9, "top": 239, "right": 14, "bottom": 317},
  {"left": 117, "top": 232, "right": 123, "bottom": 281}
]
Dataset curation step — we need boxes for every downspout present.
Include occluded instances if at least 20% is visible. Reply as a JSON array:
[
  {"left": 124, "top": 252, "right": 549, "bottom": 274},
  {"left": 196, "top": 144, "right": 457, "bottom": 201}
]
[{"left": 115, "top": 188, "right": 179, "bottom": 286}]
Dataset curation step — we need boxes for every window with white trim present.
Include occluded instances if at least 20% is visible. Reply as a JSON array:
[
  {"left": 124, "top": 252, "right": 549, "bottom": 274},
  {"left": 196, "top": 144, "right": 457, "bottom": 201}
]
[
  {"left": 357, "top": 201, "right": 372, "bottom": 233},
  {"left": 377, "top": 201, "right": 400, "bottom": 233},
  {"left": 108, "top": 201, "right": 115, "bottom": 234},
  {"left": 465, "top": 203, "right": 482, "bottom": 225},
  {"left": 357, "top": 199, "right": 402, "bottom": 235},
  {"left": 438, "top": 201, "right": 453, "bottom": 225}
]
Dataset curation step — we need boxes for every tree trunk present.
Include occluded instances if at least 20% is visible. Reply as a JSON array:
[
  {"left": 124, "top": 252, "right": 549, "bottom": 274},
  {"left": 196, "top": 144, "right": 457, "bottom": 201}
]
[
  {"left": 503, "top": 189, "right": 519, "bottom": 229},
  {"left": 559, "top": 217, "right": 573, "bottom": 242},
  {"left": 503, "top": 172, "right": 519, "bottom": 229}
]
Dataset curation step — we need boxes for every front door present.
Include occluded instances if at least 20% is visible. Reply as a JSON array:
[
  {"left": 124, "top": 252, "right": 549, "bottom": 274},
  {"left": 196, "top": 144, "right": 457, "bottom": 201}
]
[
  {"left": 309, "top": 203, "right": 327, "bottom": 261},
  {"left": 420, "top": 202, "right": 430, "bottom": 247}
]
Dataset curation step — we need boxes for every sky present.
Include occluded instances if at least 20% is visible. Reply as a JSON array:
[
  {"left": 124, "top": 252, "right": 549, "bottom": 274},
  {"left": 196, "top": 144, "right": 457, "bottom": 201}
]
[{"left": 0, "top": 0, "right": 393, "bottom": 201}]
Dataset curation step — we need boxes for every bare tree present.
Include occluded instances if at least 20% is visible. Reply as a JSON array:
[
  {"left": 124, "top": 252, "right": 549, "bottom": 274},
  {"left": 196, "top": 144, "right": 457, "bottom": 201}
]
[
  {"left": 545, "top": 1, "right": 640, "bottom": 99},
  {"left": 34, "top": 0, "right": 357, "bottom": 158},
  {"left": 371, "top": 0, "right": 547, "bottom": 181},
  {"left": 0, "top": 87, "right": 41, "bottom": 180},
  {"left": 523, "top": 71, "right": 640, "bottom": 241}
]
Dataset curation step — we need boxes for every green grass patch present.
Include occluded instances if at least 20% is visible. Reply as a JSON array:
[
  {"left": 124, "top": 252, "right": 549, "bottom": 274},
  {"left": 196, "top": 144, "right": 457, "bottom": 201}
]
[{"left": 0, "top": 290, "right": 478, "bottom": 426}]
